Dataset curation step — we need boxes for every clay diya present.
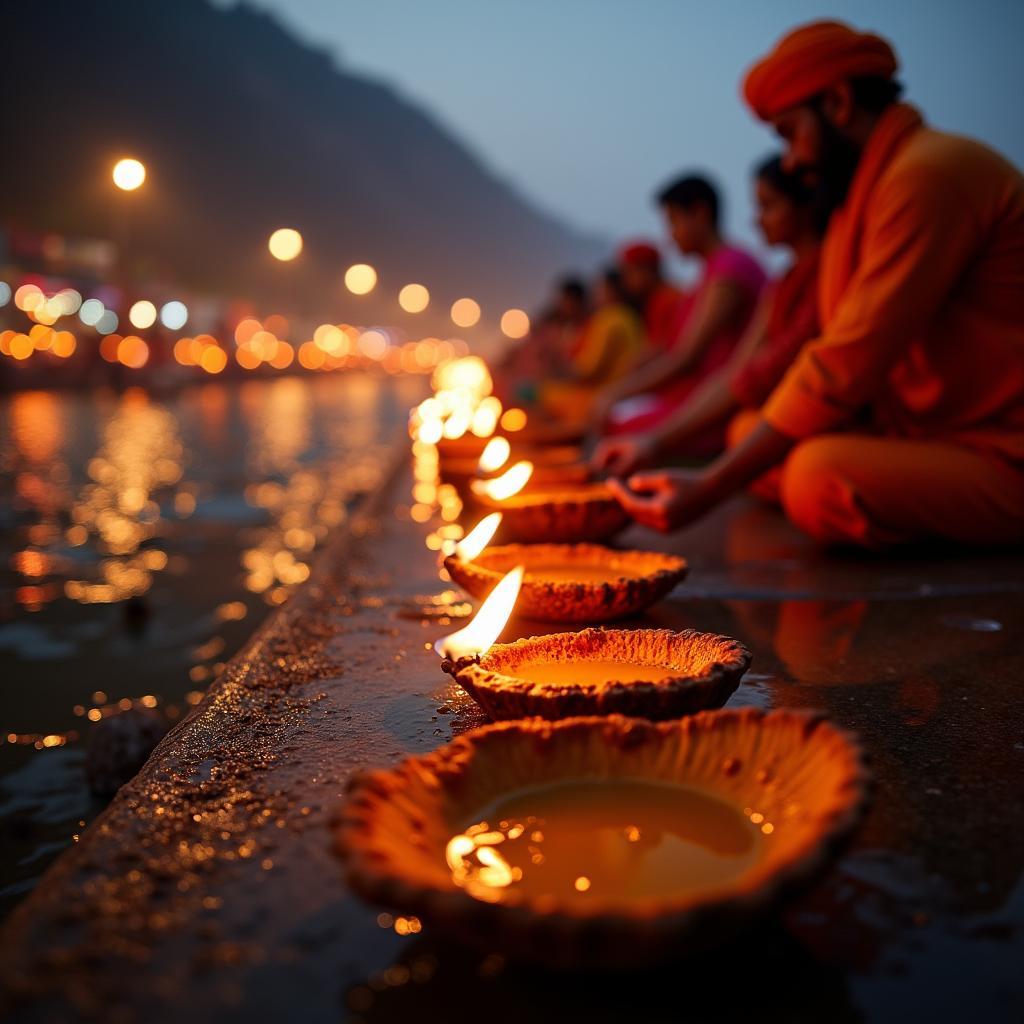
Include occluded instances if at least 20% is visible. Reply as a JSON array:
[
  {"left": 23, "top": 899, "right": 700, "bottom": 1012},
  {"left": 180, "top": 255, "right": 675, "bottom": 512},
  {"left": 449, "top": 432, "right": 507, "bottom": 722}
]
[
  {"left": 335, "top": 709, "right": 870, "bottom": 969},
  {"left": 473, "top": 464, "right": 629, "bottom": 544},
  {"left": 440, "top": 439, "right": 591, "bottom": 493},
  {"left": 443, "top": 627, "right": 749, "bottom": 720},
  {"left": 445, "top": 543, "right": 687, "bottom": 623}
]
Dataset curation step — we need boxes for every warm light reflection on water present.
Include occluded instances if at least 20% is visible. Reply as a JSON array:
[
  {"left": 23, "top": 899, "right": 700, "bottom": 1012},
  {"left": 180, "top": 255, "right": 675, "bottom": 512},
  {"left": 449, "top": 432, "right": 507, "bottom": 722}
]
[{"left": 0, "top": 374, "right": 419, "bottom": 908}]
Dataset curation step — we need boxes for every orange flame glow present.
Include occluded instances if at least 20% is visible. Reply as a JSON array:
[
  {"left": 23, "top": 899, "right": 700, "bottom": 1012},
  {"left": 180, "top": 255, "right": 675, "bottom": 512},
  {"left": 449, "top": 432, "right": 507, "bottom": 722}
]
[
  {"left": 442, "top": 407, "right": 472, "bottom": 440},
  {"left": 435, "top": 565, "right": 523, "bottom": 658},
  {"left": 477, "top": 437, "right": 511, "bottom": 474},
  {"left": 471, "top": 461, "right": 533, "bottom": 501},
  {"left": 454, "top": 513, "right": 502, "bottom": 561}
]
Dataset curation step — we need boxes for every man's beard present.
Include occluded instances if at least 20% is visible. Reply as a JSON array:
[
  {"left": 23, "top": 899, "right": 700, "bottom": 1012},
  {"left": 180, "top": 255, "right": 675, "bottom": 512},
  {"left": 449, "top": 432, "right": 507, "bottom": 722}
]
[{"left": 803, "top": 111, "right": 862, "bottom": 210}]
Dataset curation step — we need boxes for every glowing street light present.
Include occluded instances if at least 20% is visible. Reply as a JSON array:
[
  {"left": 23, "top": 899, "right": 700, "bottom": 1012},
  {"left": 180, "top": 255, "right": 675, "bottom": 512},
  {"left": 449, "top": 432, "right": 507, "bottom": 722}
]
[
  {"left": 345, "top": 263, "right": 377, "bottom": 295},
  {"left": 268, "top": 227, "right": 303, "bottom": 261},
  {"left": 112, "top": 158, "right": 146, "bottom": 192},
  {"left": 451, "top": 297, "right": 481, "bottom": 328},
  {"left": 129, "top": 300, "right": 157, "bottom": 329},
  {"left": 500, "top": 308, "right": 530, "bottom": 339},
  {"left": 399, "top": 283, "right": 430, "bottom": 313}
]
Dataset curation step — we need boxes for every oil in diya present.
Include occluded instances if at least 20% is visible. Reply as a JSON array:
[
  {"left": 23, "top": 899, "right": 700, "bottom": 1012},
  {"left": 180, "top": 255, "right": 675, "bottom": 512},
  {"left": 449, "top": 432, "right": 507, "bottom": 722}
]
[
  {"left": 336, "top": 711, "right": 871, "bottom": 968},
  {"left": 446, "top": 776, "right": 762, "bottom": 905}
]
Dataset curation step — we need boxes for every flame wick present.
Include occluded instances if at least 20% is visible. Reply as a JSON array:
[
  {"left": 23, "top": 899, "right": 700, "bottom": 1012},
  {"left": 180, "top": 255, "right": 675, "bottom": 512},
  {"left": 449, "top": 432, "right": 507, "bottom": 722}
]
[
  {"left": 477, "top": 436, "right": 511, "bottom": 474},
  {"left": 454, "top": 512, "right": 502, "bottom": 561},
  {"left": 471, "top": 460, "right": 533, "bottom": 501},
  {"left": 435, "top": 565, "right": 524, "bottom": 659}
]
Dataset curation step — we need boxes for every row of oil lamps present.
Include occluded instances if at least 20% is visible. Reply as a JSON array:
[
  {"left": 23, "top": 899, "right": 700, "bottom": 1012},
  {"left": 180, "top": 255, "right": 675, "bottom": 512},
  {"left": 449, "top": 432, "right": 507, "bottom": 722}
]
[{"left": 335, "top": 359, "right": 870, "bottom": 970}]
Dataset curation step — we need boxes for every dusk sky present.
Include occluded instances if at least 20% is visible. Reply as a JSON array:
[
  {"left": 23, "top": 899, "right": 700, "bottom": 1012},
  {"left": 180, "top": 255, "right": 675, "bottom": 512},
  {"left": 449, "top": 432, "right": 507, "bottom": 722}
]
[{"left": 237, "top": 0, "right": 1023, "bottom": 267}]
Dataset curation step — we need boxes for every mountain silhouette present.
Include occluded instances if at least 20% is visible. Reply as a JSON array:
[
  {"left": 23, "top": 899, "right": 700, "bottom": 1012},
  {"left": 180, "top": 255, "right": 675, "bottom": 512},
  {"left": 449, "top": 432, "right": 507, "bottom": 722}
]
[{"left": 1, "top": 0, "right": 606, "bottom": 330}]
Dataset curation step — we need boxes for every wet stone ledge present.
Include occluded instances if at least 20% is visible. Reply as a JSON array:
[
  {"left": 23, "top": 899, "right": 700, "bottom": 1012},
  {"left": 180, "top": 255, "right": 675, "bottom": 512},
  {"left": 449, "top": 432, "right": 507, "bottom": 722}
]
[{"left": 1, "top": 444, "right": 1023, "bottom": 1023}]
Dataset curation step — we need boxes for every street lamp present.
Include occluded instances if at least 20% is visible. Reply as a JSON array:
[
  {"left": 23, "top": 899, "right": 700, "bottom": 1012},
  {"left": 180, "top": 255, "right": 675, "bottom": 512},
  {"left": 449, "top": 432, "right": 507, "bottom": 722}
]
[
  {"left": 268, "top": 228, "right": 303, "bottom": 261},
  {"left": 112, "top": 158, "right": 146, "bottom": 192}
]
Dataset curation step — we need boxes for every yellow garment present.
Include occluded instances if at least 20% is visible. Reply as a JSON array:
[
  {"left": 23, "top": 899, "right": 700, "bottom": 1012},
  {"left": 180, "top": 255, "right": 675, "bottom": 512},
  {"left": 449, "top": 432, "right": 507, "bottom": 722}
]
[
  {"left": 572, "top": 304, "right": 646, "bottom": 383},
  {"left": 539, "top": 304, "right": 645, "bottom": 420}
]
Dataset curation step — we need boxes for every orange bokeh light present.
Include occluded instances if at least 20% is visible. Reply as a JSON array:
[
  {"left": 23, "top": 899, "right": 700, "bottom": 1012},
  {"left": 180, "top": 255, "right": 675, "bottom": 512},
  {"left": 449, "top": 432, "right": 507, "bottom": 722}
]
[
  {"left": 500, "top": 308, "right": 530, "bottom": 339},
  {"left": 99, "top": 334, "right": 123, "bottom": 362},
  {"left": 234, "top": 318, "right": 262, "bottom": 345},
  {"left": 117, "top": 335, "right": 150, "bottom": 369},
  {"left": 200, "top": 346, "right": 227, "bottom": 374},
  {"left": 298, "top": 341, "right": 326, "bottom": 370},
  {"left": 269, "top": 341, "right": 294, "bottom": 369}
]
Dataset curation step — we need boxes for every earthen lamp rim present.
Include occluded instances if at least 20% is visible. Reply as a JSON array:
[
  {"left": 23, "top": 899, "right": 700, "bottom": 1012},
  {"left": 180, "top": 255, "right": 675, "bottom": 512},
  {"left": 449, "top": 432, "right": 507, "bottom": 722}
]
[
  {"left": 334, "top": 710, "right": 871, "bottom": 964},
  {"left": 443, "top": 627, "right": 750, "bottom": 720}
]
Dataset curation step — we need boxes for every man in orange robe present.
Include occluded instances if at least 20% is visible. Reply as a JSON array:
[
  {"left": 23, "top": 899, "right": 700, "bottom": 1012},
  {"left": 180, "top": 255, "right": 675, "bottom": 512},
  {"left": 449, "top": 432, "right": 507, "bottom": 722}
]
[{"left": 610, "top": 20, "right": 1024, "bottom": 547}]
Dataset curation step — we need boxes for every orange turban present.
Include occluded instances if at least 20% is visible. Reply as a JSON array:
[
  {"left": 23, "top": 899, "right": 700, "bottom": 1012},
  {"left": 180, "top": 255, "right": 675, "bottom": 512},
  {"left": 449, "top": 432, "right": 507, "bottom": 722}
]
[{"left": 743, "top": 20, "right": 898, "bottom": 120}]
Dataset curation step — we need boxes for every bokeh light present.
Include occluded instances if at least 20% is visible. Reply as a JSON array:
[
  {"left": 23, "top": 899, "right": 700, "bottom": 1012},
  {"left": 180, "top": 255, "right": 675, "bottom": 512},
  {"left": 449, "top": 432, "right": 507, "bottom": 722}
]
[
  {"left": 52, "top": 331, "right": 76, "bottom": 358},
  {"left": 500, "top": 407, "right": 528, "bottom": 432},
  {"left": 160, "top": 300, "right": 188, "bottom": 330},
  {"left": 358, "top": 329, "right": 388, "bottom": 360},
  {"left": 268, "top": 228, "right": 303, "bottom": 261},
  {"left": 112, "top": 158, "right": 146, "bottom": 191},
  {"left": 95, "top": 310, "right": 119, "bottom": 335},
  {"left": 116, "top": 335, "right": 150, "bottom": 368},
  {"left": 451, "top": 297, "right": 481, "bottom": 328},
  {"left": 199, "top": 346, "right": 227, "bottom": 374},
  {"left": 128, "top": 300, "right": 157, "bottom": 329},
  {"left": 344, "top": 263, "right": 377, "bottom": 295},
  {"left": 79, "top": 298, "right": 104, "bottom": 326},
  {"left": 0, "top": 282, "right": 10, "bottom": 307},
  {"left": 399, "top": 283, "right": 430, "bottom": 313},
  {"left": 500, "top": 308, "right": 530, "bottom": 339},
  {"left": 15, "top": 284, "right": 43, "bottom": 312}
]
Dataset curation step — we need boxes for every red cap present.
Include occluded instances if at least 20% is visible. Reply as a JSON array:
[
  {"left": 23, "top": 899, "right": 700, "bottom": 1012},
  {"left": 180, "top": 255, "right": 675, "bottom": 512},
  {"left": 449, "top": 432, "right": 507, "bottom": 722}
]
[{"left": 618, "top": 241, "right": 662, "bottom": 269}]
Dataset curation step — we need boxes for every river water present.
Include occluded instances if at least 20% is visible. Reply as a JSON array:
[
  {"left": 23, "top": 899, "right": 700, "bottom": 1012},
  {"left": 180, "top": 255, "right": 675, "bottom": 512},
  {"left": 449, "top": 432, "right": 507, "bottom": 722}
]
[{"left": 0, "top": 373, "right": 420, "bottom": 912}]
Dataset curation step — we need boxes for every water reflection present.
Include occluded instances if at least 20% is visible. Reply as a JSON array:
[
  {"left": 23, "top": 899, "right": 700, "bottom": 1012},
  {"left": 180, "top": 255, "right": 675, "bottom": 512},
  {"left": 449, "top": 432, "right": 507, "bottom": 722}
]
[{"left": 0, "top": 374, "right": 417, "bottom": 909}]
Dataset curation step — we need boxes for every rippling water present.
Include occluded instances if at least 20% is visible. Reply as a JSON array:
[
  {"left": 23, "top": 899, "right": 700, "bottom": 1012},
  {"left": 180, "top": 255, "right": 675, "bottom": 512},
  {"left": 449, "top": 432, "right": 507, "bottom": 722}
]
[{"left": 0, "top": 373, "right": 420, "bottom": 911}]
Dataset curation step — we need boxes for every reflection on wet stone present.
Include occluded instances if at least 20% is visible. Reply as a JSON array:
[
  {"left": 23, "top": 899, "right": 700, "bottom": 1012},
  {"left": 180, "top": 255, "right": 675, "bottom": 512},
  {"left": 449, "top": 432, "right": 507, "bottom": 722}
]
[
  {"left": 1, "top": 376, "right": 1023, "bottom": 1021},
  {"left": 0, "top": 375, "right": 419, "bottom": 909}
]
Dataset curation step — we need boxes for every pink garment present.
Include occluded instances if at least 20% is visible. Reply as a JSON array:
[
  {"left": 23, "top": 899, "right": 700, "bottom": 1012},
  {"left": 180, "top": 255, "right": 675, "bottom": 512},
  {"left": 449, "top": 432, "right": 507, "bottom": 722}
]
[{"left": 608, "top": 244, "right": 766, "bottom": 454}]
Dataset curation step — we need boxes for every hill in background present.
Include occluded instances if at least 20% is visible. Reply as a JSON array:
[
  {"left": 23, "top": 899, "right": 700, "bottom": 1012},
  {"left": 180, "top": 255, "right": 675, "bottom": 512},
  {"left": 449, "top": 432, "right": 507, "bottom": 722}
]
[{"left": 2, "top": 0, "right": 606, "bottom": 331}]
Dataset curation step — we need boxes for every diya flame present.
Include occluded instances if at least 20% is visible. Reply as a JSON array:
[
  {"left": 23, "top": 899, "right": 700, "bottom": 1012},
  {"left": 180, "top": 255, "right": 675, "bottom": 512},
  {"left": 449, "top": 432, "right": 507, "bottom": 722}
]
[
  {"left": 472, "top": 461, "right": 534, "bottom": 501},
  {"left": 454, "top": 513, "right": 502, "bottom": 561},
  {"left": 435, "top": 564, "right": 523, "bottom": 659}
]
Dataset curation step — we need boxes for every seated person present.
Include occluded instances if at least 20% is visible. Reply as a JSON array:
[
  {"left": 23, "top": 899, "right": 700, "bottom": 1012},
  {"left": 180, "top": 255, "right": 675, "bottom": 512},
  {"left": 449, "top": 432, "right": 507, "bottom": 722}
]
[
  {"left": 610, "top": 21, "right": 1024, "bottom": 548},
  {"left": 539, "top": 268, "right": 647, "bottom": 421},
  {"left": 495, "top": 276, "right": 590, "bottom": 406},
  {"left": 593, "top": 155, "right": 824, "bottom": 476},
  {"left": 616, "top": 241, "right": 684, "bottom": 349},
  {"left": 596, "top": 175, "right": 766, "bottom": 456}
]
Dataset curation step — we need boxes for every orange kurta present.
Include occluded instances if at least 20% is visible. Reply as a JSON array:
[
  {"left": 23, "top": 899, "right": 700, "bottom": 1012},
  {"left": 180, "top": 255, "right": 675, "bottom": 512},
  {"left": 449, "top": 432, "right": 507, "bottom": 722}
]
[{"left": 763, "top": 105, "right": 1024, "bottom": 467}]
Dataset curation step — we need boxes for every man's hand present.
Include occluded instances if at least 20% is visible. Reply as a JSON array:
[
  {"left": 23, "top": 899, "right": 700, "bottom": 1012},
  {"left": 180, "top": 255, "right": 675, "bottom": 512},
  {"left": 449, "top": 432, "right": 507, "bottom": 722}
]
[
  {"left": 591, "top": 434, "right": 658, "bottom": 477},
  {"left": 607, "top": 469, "right": 717, "bottom": 532}
]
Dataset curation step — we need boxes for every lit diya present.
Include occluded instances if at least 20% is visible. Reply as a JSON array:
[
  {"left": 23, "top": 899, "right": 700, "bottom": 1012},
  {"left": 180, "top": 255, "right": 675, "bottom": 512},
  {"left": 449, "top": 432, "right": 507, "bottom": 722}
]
[
  {"left": 445, "top": 518, "right": 687, "bottom": 623},
  {"left": 472, "top": 462, "right": 628, "bottom": 544},
  {"left": 445, "top": 627, "right": 749, "bottom": 721},
  {"left": 435, "top": 554, "right": 741, "bottom": 720},
  {"left": 442, "top": 438, "right": 591, "bottom": 490},
  {"left": 335, "top": 710, "right": 870, "bottom": 968}
]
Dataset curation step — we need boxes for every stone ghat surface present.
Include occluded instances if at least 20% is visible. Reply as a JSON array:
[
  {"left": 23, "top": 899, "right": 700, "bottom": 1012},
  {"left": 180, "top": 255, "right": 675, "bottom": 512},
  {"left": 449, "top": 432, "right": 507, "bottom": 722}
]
[{"left": 1, "top": 457, "right": 1023, "bottom": 1023}]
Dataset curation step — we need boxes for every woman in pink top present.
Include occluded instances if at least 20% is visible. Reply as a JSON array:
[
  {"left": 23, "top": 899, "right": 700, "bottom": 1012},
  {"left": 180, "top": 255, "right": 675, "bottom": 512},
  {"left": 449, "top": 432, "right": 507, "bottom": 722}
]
[{"left": 596, "top": 174, "right": 765, "bottom": 456}]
